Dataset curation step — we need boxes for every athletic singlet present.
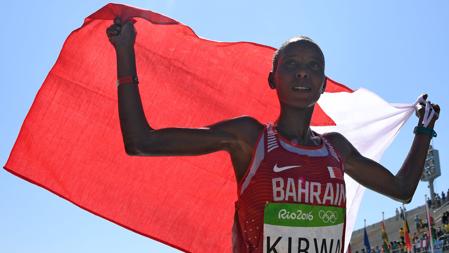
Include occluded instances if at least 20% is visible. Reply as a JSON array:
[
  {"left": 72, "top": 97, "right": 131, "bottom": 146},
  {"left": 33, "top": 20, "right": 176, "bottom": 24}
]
[{"left": 233, "top": 124, "right": 346, "bottom": 253}]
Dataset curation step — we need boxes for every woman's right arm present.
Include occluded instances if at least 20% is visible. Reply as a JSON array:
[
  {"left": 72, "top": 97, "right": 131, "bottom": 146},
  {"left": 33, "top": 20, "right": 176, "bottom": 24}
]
[{"left": 107, "top": 18, "right": 263, "bottom": 158}]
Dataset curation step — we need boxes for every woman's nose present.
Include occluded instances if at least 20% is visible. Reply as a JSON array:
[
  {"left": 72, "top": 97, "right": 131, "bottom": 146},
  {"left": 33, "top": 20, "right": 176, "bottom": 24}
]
[{"left": 296, "top": 67, "right": 309, "bottom": 79}]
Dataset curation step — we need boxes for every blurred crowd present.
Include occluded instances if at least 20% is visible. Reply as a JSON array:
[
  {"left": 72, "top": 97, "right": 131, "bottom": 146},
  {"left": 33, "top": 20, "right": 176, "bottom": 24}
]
[
  {"left": 427, "top": 190, "right": 449, "bottom": 209},
  {"left": 355, "top": 188, "right": 449, "bottom": 253}
]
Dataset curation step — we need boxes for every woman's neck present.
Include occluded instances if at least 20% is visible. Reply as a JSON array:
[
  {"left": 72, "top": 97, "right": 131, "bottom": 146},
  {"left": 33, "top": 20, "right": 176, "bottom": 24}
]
[{"left": 276, "top": 104, "right": 320, "bottom": 146}]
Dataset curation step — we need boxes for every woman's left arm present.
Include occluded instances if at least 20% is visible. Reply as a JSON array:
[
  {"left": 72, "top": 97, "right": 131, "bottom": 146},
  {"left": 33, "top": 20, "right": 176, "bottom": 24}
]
[{"left": 326, "top": 99, "right": 440, "bottom": 203}]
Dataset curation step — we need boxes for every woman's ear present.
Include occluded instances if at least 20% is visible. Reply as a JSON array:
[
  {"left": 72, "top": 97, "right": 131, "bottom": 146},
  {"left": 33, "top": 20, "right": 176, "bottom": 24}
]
[
  {"left": 320, "top": 77, "right": 327, "bottom": 93},
  {"left": 268, "top": 72, "right": 276, "bottom": 89}
]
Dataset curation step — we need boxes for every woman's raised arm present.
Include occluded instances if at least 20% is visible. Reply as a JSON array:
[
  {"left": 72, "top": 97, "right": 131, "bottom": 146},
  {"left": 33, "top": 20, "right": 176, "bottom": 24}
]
[
  {"left": 106, "top": 18, "right": 263, "bottom": 161},
  {"left": 326, "top": 99, "right": 440, "bottom": 203}
]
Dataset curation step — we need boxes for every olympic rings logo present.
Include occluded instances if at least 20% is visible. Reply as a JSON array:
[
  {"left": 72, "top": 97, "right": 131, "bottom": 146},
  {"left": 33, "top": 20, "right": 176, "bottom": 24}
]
[{"left": 318, "top": 210, "right": 338, "bottom": 224}]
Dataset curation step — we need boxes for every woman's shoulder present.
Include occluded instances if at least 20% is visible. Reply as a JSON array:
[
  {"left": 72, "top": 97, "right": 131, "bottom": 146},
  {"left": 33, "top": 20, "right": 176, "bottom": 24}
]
[
  {"left": 214, "top": 115, "right": 264, "bottom": 145},
  {"left": 220, "top": 115, "right": 264, "bottom": 132},
  {"left": 321, "top": 132, "right": 357, "bottom": 161},
  {"left": 230, "top": 115, "right": 264, "bottom": 127}
]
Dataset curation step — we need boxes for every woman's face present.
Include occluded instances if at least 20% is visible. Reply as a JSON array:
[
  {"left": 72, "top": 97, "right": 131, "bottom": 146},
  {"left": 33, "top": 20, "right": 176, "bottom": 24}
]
[{"left": 270, "top": 41, "right": 325, "bottom": 109}]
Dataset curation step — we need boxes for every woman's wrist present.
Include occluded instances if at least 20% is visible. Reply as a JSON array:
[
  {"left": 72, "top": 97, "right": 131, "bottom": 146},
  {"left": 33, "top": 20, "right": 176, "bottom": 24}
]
[
  {"left": 414, "top": 126, "right": 437, "bottom": 138},
  {"left": 117, "top": 75, "right": 139, "bottom": 86},
  {"left": 115, "top": 43, "right": 134, "bottom": 54},
  {"left": 116, "top": 48, "right": 137, "bottom": 78}
]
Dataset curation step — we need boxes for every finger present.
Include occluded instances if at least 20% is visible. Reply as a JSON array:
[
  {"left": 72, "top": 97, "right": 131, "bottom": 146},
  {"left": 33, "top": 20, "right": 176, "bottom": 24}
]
[
  {"left": 106, "top": 27, "right": 118, "bottom": 36},
  {"left": 123, "top": 21, "right": 133, "bottom": 30},
  {"left": 106, "top": 27, "right": 115, "bottom": 36},
  {"left": 433, "top": 104, "right": 440, "bottom": 114},
  {"left": 433, "top": 108, "right": 440, "bottom": 120},
  {"left": 114, "top": 16, "right": 122, "bottom": 25},
  {"left": 417, "top": 93, "right": 428, "bottom": 105},
  {"left": 122, "top": 21, "right": 136, "bottom": 35},
  {"left": 108, "top": 24, "right": 121, "bottom": 32}
]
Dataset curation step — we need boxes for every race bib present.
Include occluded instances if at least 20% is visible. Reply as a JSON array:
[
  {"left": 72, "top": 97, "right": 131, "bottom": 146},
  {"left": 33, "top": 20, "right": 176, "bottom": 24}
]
[{"left": 263, "top": 203, "right": 345, "bottom": 253}]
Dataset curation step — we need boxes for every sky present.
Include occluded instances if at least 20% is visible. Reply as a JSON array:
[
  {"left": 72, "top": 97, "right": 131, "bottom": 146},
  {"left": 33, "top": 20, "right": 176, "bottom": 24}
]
[{"left": 1, "top": 1, "right": 448, "bottom": 252}]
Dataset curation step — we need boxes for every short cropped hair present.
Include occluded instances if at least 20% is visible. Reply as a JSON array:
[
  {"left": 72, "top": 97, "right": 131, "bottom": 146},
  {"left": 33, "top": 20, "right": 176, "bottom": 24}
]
[{"left": 272, "top": 36, "right": 325, "bottom": 72}]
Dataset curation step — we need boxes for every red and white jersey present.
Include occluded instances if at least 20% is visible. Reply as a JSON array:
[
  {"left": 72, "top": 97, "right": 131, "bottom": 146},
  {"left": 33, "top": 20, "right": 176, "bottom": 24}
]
[{"left": 234, "top": 124, "right": 346, "bottom": 253}]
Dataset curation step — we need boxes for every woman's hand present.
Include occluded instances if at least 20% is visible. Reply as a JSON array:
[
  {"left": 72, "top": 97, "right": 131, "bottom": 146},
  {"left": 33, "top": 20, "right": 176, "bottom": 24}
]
[
  {"left": 416, "top": 94, "right": 440, "bottom": 129},
  {"left": 106, "top": 17, "right": 136, "bottom": 50},
  {"left": 106, "top": 17, "right": 137, "bottom": 78}
]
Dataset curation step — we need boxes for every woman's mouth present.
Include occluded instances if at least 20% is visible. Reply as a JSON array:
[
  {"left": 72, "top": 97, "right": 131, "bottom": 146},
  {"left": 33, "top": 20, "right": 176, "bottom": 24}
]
[{"left": 292, "top": 86, "right": 311, "bottom": 92}]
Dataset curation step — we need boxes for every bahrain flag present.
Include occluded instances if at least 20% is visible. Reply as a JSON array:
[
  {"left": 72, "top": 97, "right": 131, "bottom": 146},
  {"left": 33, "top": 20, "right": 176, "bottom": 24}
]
[{"left": 4, "top": 3, "right": 416, "bottom": 252}]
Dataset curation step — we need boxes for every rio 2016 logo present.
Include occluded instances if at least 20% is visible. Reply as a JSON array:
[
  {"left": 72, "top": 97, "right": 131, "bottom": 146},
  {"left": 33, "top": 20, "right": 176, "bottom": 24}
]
[
  {"left": 318, "top": 210, "right": 337, "bottom": 223},
  {"left": 277, "top": 209, "right": 314, "bottom": 221}
]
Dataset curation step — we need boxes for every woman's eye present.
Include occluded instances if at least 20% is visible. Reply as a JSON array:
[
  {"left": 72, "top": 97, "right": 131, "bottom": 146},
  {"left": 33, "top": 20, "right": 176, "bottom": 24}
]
[
  {"left": 309, "top": 61, "right": 321, "bottom": 71},
  {"left": 285, "top": 60, "right": 296, "bottom": 67}
]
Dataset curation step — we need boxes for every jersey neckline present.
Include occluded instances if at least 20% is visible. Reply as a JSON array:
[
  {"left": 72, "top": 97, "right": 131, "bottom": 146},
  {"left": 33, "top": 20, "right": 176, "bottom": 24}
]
[{"left": 271, "top": 124, "right": 324, "bottom": 150}]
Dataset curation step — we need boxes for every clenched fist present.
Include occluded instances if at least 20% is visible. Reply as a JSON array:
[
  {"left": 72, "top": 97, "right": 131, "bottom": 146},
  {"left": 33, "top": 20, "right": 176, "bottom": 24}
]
[{"left": 106, "top": 17, "right": 136, "bottom": 50}]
